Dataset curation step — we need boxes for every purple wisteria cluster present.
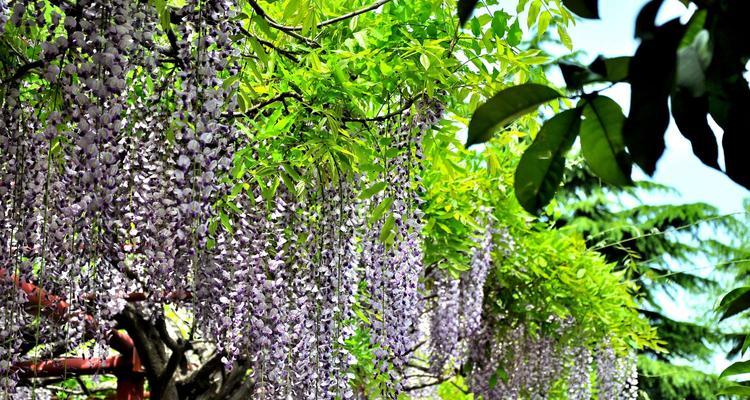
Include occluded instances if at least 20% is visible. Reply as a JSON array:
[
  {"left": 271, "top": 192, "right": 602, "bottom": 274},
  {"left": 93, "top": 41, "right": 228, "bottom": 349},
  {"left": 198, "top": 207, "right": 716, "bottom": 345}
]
[
  {"left": 466, "top": 323, "right": 566, "bottom": 400},
  {"left": 0, "top": 0, "right": 242, "bottom": 393},
  {"left": 565, "top": 346, "right": 593, "bottom": 400},
  {"left": 0, "top": 0, "right": 8, "bottom": 33},
  {"left": 360, "top": 98, "right": 444, "bottom": 392},
  {"left": 595, "top": 343, "right": 639, "bottom": 400},
  {"left": 182, "top": 177, "right": 367, "bottom": 399}
]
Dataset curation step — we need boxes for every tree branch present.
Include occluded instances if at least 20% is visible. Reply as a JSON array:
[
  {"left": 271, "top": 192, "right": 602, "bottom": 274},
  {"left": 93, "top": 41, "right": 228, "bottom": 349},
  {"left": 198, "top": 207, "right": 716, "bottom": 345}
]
[
  {"left": 2, "top": 60, "right": 44, "bottom": 86},
  {"left": 246, "top": 0, "right": 320, "bottom": 47},
  {"left": 237, "top": 25, "right": 300, "bottom": 62},
  {"left": 177, "top": 352, "right": 223, "bottom": 398},
  {"left": 342, "top": 94, "right": 421, "bottom": 122},
  {"left": 114, "top": 305, "right": 166, "bottom": 386},
  {"left": 250, "top": 0, "right": 394, "bottom": 32},
  {"left": 311, "top": 0, "right": 395, "bottom": 30},
  {"left": 224, "top": 91, "right": 305, "bottom": 119}
]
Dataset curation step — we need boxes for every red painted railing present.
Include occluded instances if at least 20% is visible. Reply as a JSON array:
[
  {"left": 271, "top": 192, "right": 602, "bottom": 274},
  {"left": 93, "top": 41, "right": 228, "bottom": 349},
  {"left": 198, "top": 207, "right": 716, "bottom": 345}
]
[{"left": 1, "top": 268, "right": 145, "bottom": 400}]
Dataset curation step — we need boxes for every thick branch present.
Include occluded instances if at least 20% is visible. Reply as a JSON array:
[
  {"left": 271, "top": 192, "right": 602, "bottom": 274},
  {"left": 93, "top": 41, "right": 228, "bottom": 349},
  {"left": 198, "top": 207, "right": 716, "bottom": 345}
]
[
  {"left": 177, "top": 352, "right": 223, "bottom": 398},
  {"left": 114, "top": 305, "right": 167, "bottom": 384},
  {"left": 403, "top": 375, "right": 451, "bottom": 392}
]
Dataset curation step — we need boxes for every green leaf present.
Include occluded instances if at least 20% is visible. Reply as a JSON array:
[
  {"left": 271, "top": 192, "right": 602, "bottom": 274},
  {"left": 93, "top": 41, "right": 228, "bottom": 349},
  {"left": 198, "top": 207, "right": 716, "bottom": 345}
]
[
  {"left": 741, "top": 334, "right": 750, "bottom": 357},
  {"left": 670, "top": 92, "right": 719, "bottom": 169},
  {"left": 491, "top": 11, "right": 509, "bottom": 37},
  {"left": 680, "top": 10, "right": 707, "bottom": 48},
  {"left": 719, "top": 385, "right": 750, "bottom": 396},
  {"left": 466, "top": 83, "right": 561, "bottom": 147},
  {"left": 718, "top": 287, "right": 750, "bottom": 321},
  {"left": 507, "top": 18, "right": 523, "bottom": 46},
  {"left": 419, "top": 53, "right": 431, "bottom": 70},
  {"left": 562, "top": 0, "right": 599, "bottom": 19},
  {"left": 580, "top": 95, "right": 632, "bottom": 186},
  {"left": 557, "top": 25, "right": 573, "bottom": 50},
  {"left": 379, "top": 214, "right": 396, "bottom": 243},
  {"left": 527, "top": 0, "right": 541, "bottom": 29},
  {"left": 457, "top": 0, "right": 480, "bottom": 26},
  {"left": 359, "top": 182, "right": 387, "bottom": 199},
  {"left": 588, "top": 56, "right": 630, "bottom": 82},
  {"left": 559, "top": 62, "right": 594, "bottom": 90},
  {"left": 369, "top": 197, "right": 393, "bottom": 224},
  {"left": 514, "top": 109, "right": 581, "bottom": 214},
  {"left": 536, "top": 11, "right": 551, "bottom": 41},
  {"left": 354, "top": 308, "right": 370, "bottom": 324},
  {"left": 721, "top": 360, "right": 750, "bottom": 379}
]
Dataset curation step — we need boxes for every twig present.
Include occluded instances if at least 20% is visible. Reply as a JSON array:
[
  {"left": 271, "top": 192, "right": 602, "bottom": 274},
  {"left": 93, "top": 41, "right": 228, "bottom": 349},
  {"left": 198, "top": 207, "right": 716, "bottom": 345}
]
[
  {"left": 224, "top": 92, "right": 305, "bottom": 119},
  {"left": 343, "top": 94, "right": 422, "bottom": 122},
  {"left": 403, "top": 375, "right": 451, "bottom": 392},
  {"left": 311, "top": 0, "right": 395, "bottom": 30}
]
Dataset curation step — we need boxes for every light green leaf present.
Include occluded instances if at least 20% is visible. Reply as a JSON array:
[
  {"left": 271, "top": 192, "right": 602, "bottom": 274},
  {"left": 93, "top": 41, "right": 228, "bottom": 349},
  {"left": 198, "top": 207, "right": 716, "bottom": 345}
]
[
  {"left": 369, "top": 197, "right": 393, "bottom": 224},
  {"left": 557, "top": 25, "right": 573, "bottom": 50},
  {"left": 527, "top": 0, "right": 541, "bottom": 29},
  {"left": 536, "top": 11, "right": 551, "bottom": 40},
  {"left": 420, "top": 53, "right": 431, "bottom": 70},
  {"left": 359, "top": 182, "right": 387, "bottom": 199}
]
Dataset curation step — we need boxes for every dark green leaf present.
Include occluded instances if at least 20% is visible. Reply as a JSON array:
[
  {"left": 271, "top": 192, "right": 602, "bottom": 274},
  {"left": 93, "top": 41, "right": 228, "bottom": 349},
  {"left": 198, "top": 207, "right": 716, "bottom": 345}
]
[
  {"left": 559, "top": 62, "right": 593, "bottom": 90},
  {"left": 721, "top": 360, "right": 750, "bottom": 379},
  {"left": 670, "top": 92, "right": 719, "bottom": 169},
  {"left": 742, "top": 334, "right": 750, "bottom": 357},
  {"left": 514, "top": 109, "right": 582, "bottom": 214},
  {"left": 466, "top": 83, "right": 561, "bottom": 147},
  {"left": 624, "top": 19, "right": 685, "bottom": 175},
  {"left": 635, "top": 0, "right": 665, "bottom": 39},
  {"left": 561, "top": 57, "right": 630, "bottom": 91},
  {"left": 588, "top": 56, "right": 630, "bottom": 82},
  {"left": 718, "top": 287, "right": 750, "bottom": 321},
  {"left": 580, "top": 95, "right": 632, "bottom": 185},
  {"left": 457, "top": 0, "right": 480, "bottom": 26},
  {"left": 561, "top": 0, "right": 599, "bottom": 19}
]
